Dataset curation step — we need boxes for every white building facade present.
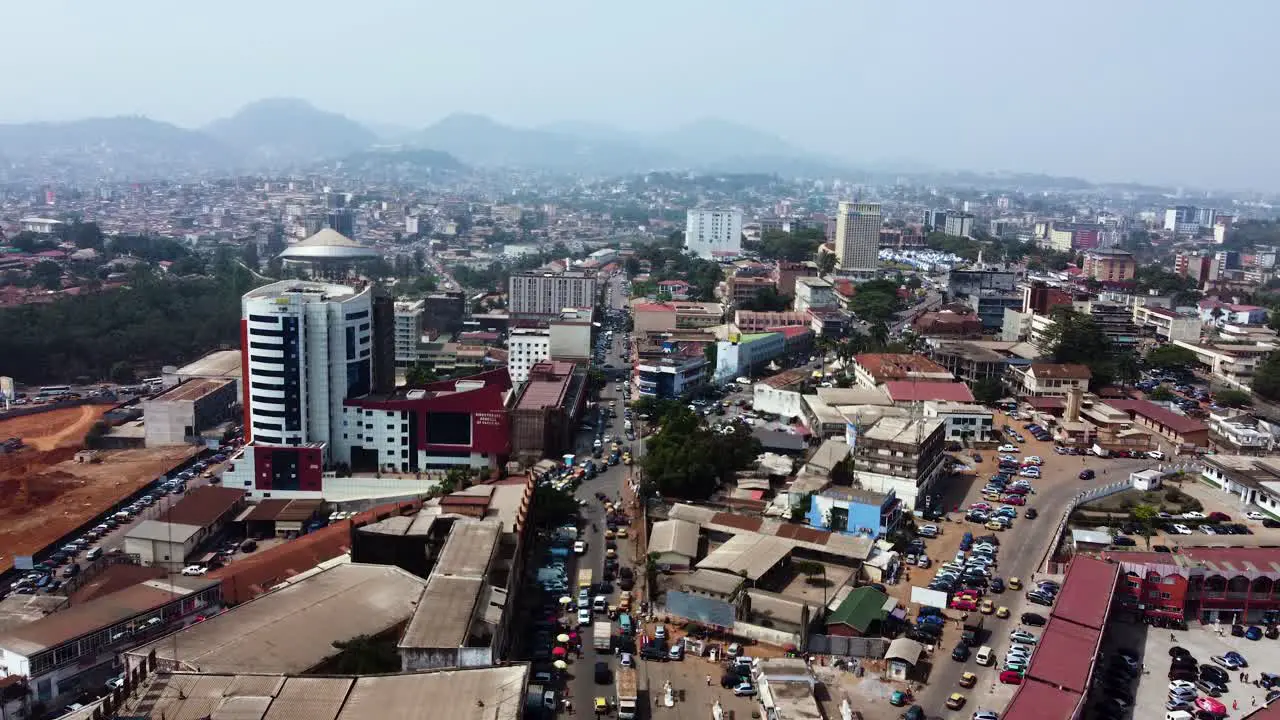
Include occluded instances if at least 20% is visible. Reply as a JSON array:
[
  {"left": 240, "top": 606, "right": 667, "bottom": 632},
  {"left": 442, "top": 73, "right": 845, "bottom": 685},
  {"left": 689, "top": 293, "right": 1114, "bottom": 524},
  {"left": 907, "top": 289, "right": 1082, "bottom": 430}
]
[
  {"left": 508, "top": 271, "right": 598, "bottom": 318},
  {"left": 242, "top": 280, "right": 374, "bottom": 464},
  {"left": 685, "top": 209, "right": 744, "bottom": 259},
  {"left": 834, "top": 201, "right": 881, "bottom": 278},
  {"left": 508, "top": 328, "right": 552, "bottom": 382}
]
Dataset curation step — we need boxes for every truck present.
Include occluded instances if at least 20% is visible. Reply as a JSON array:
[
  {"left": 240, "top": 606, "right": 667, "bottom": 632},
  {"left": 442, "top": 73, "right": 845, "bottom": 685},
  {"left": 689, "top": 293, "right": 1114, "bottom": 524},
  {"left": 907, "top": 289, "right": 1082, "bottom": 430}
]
[
  {"left": 593, "top": 620, "right": 613, "bottom": 652},
  {"left": 577, "top": 569, "right": 593, "bottom": 589},
  {"left": 615, "top": 667, "right": 638, "bottom": 720},
  {"left": 525, "top": 684, "right": 545, "bottom": 716},
  {"left": 962, "top": 615, "right": 985, "bottom": 647}
]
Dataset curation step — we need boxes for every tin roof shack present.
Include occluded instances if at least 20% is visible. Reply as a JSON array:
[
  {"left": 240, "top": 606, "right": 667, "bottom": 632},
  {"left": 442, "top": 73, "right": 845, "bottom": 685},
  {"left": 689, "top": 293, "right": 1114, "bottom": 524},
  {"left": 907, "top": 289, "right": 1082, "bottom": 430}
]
[
  {"left": 648, "top": 519, "right": 701, "bottom": 569},
  {"left": 399, "top": 519, "right": 505, "bottom": 670},
  {"left": 125, "top": 563, "right": 427, "bottom": 675},
  {"left": 113, "top": 664, "right": 530, "bottom": 720}
]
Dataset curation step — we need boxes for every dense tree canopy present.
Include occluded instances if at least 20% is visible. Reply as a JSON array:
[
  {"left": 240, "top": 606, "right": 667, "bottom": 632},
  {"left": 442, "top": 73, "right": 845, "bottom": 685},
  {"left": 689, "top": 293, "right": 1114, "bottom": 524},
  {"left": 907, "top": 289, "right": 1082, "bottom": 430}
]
[
  {"left": 1145, "top": 345, "right": 1198, "bottom": 370},
  {"left": 641, "top": 405, "right": 761, "bottom": 500},
  {"left": 1252, "top": 354, "right": 1280, "bottom": 403},
  {"left": 1037, "top": 308, "right": 1138, "bottom": 388},
  {"left": 847, "top": 279, "right": 902, "bottom": 323},
  {"left": 756, "top": 228, "right": 825, "bottom": 262},
  {"left": 738, "top": 286, "right": 792, "bottom": 312},
  {"left": 0, "top": 266, "right": 262, "bottom": 383}
]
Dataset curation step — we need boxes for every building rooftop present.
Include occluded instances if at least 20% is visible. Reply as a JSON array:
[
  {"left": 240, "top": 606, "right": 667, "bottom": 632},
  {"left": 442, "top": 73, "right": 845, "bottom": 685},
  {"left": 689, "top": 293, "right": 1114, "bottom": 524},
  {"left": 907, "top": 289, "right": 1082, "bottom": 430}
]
[
  {"left": 812, "top": 386, "right": 892, "bottom": 407},
  {"left": 1025, "top": 617, "right": 1100, "bottom": 693},
  {"left": 243, "top": 279, "right": 364, "bottom": 302},
  {"left": 119, "top": 666, "right": 529, "bottom": 720},
  {"left": 0, "top": 578, "right": 217, "bottom": 657},
  {"left": 854, "top": 354, "right": 951, "bottom": 383},
  {"left": 278, "top": 228, "right": 380, "bottom": 260},
  {"left": 697, "top": 534, "right": 792, "bottom": 580},
  {"left": 174, "top": 350, "right": 241, "bottom": 380},
  {"left": 125, "top": 520, "right": 203, "bottom": 544},
  {"left": 883, "top": 380, "right": 975, "bottom": 403},
  {"left": 160, "top": 485, "right": 246, "bottom": 528},
  {"left": 931, "top": 340, "right": 1007, "bottom": 363},
  {"left": 149, "top": 378, "right": 233, "bottom": 403},
  {"left": 826, "top": 585, "right": 890, "bottom": 633},
  {"left": 399, "top": 576, "right": 486, "bottom": 649},
  {"left": 1002, "top": 678, "right": 1084, "bottom": 720},
  {"left": 680, "top": 569, "right": 746, "bottom": 597},
  {"left": 128, "top": 563, "right": 428, "bottom": 673},
  {"left": 1050, "top": 556, "right": 1120, "bottom": 630},
  {"left": 434, "top": 519, "right": 502, "bottom": 577},
  {"left": 862, "top": 416, "right": 943, "bottom": 445},
  {"left": 1102, "top": 398, "right": 1208, "bottom": 435},
  {"left": 649, "top": 519, "right": 701, "bottom": 559},
  {"left": 1029, "top": 363, "right": 1092, "bottom": 380}
]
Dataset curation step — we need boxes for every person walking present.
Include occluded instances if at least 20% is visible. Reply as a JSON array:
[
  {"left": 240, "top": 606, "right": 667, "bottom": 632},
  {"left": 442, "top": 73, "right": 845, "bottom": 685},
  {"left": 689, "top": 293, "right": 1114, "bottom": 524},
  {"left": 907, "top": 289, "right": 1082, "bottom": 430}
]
[{"left": 706, "top": 675, "right": 712, "bottom": 686}]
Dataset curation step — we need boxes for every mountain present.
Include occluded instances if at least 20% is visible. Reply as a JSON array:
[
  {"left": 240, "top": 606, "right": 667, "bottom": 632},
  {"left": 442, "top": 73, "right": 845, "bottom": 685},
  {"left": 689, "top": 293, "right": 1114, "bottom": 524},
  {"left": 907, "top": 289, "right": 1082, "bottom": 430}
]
[
  {"left": 205, "top": 98, "right": 376, "bottom": 164},
  {"left": 410, "top": 113, "right": 677, "bottom": 172},
  {"left": 0, "top": 116, "right": 232, "bottom": 181},
  {"left": 649, "top": 118, "right": 801, "bottom": 161}
]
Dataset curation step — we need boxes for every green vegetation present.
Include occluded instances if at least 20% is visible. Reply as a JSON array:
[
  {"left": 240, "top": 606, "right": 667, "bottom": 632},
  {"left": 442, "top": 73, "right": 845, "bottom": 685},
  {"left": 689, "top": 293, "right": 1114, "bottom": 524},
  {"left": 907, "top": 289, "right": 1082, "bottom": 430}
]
[
  {"left": 755, "top": 228, "right": 826, "bottom": 262},
  {"left": 971, "top": 377, "right": 1005, "bottom": 405},
  {"left": 631, "top": 231, "right": 723, "bottom": 301},
  {"left": 816, "top": 252, "right": 836, "bottom": 275},
  {"left": 1145, "top": 344, "right": 1198, "bottom": 370},
  {"left": 1223, "top": 219, "right": 1280, "bottom": 250},
  {"left": 1254, "top": 353, "right": 1280, "bottom": 402},
  {"left": 1135, "top": 266, "right": 1201, "bottom": 305},
  {"left": 1214, "top": 389, "right": 1251, "bottom": 408},
  {"left": 1037, "top": 307, "right": 1139, "bottom": 388},
  {"left": 1147, "top": 385, "right": 1175, "bottom": 401},
  {"left": 641, "top": 404, "right": 761, "bottom": 500},
  {"left": 847, "top": 278, "right": 902, "bottom": 324},
  {"left": 0, "top": 265, "right": 263, "bottom": 384},
  {"left": 737, "top": 286, "right": 792, "bottom": 312}
]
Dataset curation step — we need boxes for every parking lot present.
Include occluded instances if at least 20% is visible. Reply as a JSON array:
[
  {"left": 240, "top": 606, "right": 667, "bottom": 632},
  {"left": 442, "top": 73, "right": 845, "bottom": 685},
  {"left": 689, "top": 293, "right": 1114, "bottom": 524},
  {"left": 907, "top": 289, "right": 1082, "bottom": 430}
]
[{"left": 1106, "top": 619, "right": 1280, "bottom": 717}]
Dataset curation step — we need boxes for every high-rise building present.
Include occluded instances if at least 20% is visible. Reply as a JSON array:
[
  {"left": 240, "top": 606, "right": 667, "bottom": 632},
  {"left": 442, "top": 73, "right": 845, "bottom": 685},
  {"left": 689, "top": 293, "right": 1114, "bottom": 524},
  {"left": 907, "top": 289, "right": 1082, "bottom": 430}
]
[
  {"left": 393, "top": 300, "right": 425, "bottom": 367},
  {"left": 684, "top": 209, "right": 743, "bottom": 259},
  {"left": 1164, "top": 206, "right": 1216, "bottom": 236},
  {"left": 240, "top": 280, "right": 374, "bottom": 460},
  {"left": 508, "top": 270, "right": 597, "bottom": 319},
  {"left": 834, "top": 201, "right": 881, "bottom": 277},
  {"left": 327, "top": 209, "right": 356, "bottom": 239}
]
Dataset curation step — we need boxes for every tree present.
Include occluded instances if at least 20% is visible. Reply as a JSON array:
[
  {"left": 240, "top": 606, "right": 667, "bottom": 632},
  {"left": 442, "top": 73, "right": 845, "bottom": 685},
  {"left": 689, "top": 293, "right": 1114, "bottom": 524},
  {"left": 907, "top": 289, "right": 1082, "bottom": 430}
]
[
  {"left": 1037, "top": 308, "right": 1116, "bottom": 387},
  {"left": 816, "top": 252, "right": 837, "bottom": 275},
  {"left": 623, "top": 256, "right": 641, "bottom": 277},
  {"left": 437, "top": 466, "right": 473, "bottom": 494},
  {"left": 1131, "top": 504, "right": 1158, "bottom": 550},
  {"left": 1146, "top": 345, "right": 1198, "bottom": 370},
  {"left": 738, "top": 287, "right": 792, "bottom": 312},
  {"left": 971, "top": 377, "right": 1005, "bottom": 405},
  {"left": 240, "top": 242, "right": 260, "bottom": 270},
  {"left": 641, "top": 406, "right": 761, "bottom": 500},
  {"left": 531, "top": 484, "right": 580, "bottom": 529},
  {"left": 1254, "top": 353, "right": 1280, "bottom": 402},
  {"left": 68, "top": 221, "right": 105, "bottom": 250},
  {"left": 109, "top": 361, "right": 136, "bottom": 385},
  {"left": 758, "top": 229, "right": 822, "bottom": 262},
  {"left": 1148, "top": 385, "right": 1175, "bottom": 401},
  {"left": 405, "top": 363, "right": 439, "bottom": 386},
  {"left": 30, "top": 260, "right": 63, "bottom": 290},
  {"left": 1214, "top": 389, "right": 1252, "bottom": 408}
]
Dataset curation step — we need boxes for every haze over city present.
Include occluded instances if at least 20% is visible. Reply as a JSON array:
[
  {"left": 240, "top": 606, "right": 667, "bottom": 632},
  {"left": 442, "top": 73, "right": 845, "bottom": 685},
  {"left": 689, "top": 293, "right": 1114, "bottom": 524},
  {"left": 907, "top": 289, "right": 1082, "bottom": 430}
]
[{"left": 3, "top": 0, "right": 1279, "bottom": 189}]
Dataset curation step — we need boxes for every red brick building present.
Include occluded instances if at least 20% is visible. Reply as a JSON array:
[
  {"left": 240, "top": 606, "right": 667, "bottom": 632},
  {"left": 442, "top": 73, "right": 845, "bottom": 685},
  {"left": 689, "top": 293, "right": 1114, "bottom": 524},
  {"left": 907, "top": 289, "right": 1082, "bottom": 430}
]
[{"left": 1101, "top": 547, "right": 1280, "bottom": 625}]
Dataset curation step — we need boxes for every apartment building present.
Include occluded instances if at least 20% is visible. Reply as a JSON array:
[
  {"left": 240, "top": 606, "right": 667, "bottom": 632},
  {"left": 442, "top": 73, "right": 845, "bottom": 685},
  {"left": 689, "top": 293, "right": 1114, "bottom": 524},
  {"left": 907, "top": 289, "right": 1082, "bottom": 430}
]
[
  {"left": 1081, "top": 248, "right": 1137, "bottom": 283},
  {"left": 1173, "top": 339, "right": 1274, "bottom": 391},
  {"left": 834, "top": 201, "right": 881, "bottom": 278},
  {"left": 1008, "top": 363, "right": 1091, "bottom": 398},
  {"left": 685, "top": 209, "right": 744, "bottom": 259},
  {"left": 726, "top": 272, "right": 776, "bottom": 306},
  {"left": 793, "top": 277, "right": 836, "bottom": 313},
  {"left": 508, "top": 270, "right": 597, "bottom": 319},
  {"left": 1132, "top": 305, "right": 1201, "bottom": 343},
  {"left": 849, "top": 416, "right": 947, "bottom": 510},
  {"left": 927, "top": 341, "right": 1008, "bottom": 384},
  {"left": 393, "top": 300, "right": 425, "bottom": 366}
]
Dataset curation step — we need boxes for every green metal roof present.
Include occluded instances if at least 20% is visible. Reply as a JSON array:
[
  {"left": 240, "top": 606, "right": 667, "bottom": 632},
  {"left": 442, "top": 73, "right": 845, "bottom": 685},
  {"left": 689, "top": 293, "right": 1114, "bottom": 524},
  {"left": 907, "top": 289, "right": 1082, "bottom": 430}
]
[{"left": 826, "top": 585, "right": 889, "bottom": 632}]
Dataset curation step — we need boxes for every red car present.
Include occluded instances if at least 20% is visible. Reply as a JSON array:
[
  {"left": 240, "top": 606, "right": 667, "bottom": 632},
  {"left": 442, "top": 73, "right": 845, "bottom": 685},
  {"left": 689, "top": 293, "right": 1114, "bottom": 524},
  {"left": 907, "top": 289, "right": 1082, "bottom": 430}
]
[
  {"left": 951, "top": 598, "right": 977, "bottom": 611},
  {"left": 1208, "top": 511, "right": 1232, "bottom": 522},
  {"left": 999, "top": 670, "right": 1023, "bottom": 684},
  {"left": 1195, "top": 697, "right": 1226, "bottom": 715},
  {"left": 1001, "top": 496, "right": 1026, "bottom": 506}
]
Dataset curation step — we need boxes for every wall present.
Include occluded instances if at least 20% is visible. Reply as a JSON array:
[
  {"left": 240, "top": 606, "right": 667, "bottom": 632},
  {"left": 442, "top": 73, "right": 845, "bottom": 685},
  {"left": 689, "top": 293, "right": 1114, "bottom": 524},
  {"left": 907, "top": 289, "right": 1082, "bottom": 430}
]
[{"left": 753, "top": 384, "right": 805, "bottom": 420}]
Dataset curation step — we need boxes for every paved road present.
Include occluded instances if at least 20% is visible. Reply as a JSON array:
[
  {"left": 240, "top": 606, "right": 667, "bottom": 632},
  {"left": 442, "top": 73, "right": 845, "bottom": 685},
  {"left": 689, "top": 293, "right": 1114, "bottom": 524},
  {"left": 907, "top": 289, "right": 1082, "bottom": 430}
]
[{"left": 912, "top": 417, "right": 1157, "bottom": 715}]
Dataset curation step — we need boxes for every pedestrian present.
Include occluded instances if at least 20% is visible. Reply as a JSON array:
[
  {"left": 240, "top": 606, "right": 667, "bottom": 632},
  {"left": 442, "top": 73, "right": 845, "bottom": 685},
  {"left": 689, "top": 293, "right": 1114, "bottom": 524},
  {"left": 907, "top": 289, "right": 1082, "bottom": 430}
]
[
  {"left": 706, "top": 675, "right": 711, "bottom": 686},
  {"left": 1254, "top": 697, "right": 1258, "bottom": 707},
  {"left": 1170, "top": 632, "right": 1176, "bottom": 642}
]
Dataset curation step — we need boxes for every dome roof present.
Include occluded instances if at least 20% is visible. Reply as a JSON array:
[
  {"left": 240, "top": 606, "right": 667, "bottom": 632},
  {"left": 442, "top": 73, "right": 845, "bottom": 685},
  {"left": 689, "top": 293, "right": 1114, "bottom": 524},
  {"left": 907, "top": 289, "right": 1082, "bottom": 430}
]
[{"left": 278, "top": 229, "right": 380, "bottom": 260}]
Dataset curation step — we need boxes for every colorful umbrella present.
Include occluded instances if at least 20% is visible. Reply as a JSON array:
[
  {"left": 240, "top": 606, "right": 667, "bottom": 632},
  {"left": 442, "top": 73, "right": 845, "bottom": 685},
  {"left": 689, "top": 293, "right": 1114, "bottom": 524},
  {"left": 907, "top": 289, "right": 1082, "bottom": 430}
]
[
  {"left": 556, "top": 634, "right": 571, "bottom": 643},
  {"left": 552, "top": 646, "right": 567, "bottom": 657},
  {"left": 553, "top": 659, "right": 569, "bottom": 670},
  {"left": 558, "top": 596, "right": 572, "bottom": 605}
]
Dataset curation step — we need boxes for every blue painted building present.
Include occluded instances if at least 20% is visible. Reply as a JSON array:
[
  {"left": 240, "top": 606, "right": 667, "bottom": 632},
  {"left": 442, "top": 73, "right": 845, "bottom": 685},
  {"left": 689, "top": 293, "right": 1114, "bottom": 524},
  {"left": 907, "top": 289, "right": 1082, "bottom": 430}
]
[{"left": 806, "top": 486, "right": 902, "bottom": 539}]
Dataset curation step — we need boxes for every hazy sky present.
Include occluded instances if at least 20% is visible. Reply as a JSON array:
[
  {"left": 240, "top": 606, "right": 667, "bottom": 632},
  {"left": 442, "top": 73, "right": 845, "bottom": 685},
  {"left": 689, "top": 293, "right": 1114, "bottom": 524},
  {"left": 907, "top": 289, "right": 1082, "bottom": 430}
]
[{"left": 5, "top": 0, "right": 1279, "bottom": 189}]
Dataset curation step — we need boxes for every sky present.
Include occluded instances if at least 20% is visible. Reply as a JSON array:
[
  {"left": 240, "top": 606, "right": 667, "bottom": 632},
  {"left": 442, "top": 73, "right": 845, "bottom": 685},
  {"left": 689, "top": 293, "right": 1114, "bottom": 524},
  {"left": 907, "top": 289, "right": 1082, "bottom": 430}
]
[{"left": 4, "top": 0, "right": 1279, "bottom": 190}]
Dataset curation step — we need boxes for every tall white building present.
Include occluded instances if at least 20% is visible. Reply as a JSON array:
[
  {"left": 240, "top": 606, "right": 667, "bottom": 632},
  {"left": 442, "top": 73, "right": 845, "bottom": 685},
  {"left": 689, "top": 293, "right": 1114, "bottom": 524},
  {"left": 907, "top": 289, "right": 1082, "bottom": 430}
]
[
  {"left": 834, "top": 201, "right": 881, "bottom": 278},
  {"left": 242, "top": 280, "right": 374, "bottom": 463},
  {"left": 685, "top": 209, "right": 743, "bottom": 259},
  {"left": 508, "top": 270, "right": 598, "bottom": 319},
  {"left": 393, "top": 300, "right": 424, "bottom": 367},
  {"left": 508, "top": 328, "right": 552, "bottom": 382}
]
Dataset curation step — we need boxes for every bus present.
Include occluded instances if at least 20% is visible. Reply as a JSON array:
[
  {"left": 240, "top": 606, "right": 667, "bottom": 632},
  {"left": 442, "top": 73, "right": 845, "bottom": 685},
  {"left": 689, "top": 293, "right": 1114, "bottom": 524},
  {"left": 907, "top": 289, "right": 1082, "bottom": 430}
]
[
  {"left": 37, "top": 385, "right": 71, "bottom": 397},
  {"left": 141, "top": 377, "right": 164, "bottom": 389}
]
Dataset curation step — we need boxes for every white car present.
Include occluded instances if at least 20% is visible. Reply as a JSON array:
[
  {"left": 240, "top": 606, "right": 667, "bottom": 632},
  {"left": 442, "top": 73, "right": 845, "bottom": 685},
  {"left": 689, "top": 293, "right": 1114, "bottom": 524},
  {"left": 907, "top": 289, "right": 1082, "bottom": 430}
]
[
  {"left": 1168, "top": 680, "right": 1197, "bottom": 693},
  {"left": 1022, "top": 456, "right": 1043, "bottom": 466},
  {"left": 1180, "top": 511, "right": 1206, "bottom": 520},
  {"left": 1019, "top": 468, "right": 1041, "bottom": 478},
  {"left": 577, "top": 608, "right": 592, "bottom": 626},
  {"left": 180, "top": 565, "right": 207, "bottom": 576},
  {"left": 1147, "top": 450, "right": 1165, "bottom": 460},
  {"left": 573, "top": 540, "right": 587, "bottom": 554},
  {"left": 998, "top": 444, "right": 1018, "bottom": 453},
  {"left": 1247, "top": 511, "right": 1267, "bottom": 521},
  {"left": 1170, "top": 524, "right": 1193, "bottom": 535}
]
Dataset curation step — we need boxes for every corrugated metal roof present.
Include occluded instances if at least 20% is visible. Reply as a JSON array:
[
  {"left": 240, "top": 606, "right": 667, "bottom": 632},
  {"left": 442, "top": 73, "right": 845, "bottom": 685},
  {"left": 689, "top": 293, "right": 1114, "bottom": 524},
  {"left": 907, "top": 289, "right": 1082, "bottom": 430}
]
[
  {"left": 263, "top": 677, "right": 352, "bottom": 720},
  {"left": 649, "top": 519, "right": 699, "bottom": 559},
  {"left": 399, "top": 576, "right": 485, "bottom": 649},
  {"left": 1025, "top": 617, "right": 1099, "bottom": 693},
  {"left": 434, "top": 520, "right": 501, "bottom": 577},
  {"left": 335, "top": 666, "right": 527, "bottom": 720},
  {"left": 1051, "top": 556, "right": 1120, "bottom": 630}
]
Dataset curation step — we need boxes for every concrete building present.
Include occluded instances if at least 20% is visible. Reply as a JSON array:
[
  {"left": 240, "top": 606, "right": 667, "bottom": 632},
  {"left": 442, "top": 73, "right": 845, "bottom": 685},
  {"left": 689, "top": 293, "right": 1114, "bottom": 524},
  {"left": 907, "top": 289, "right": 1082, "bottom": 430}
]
[
  {"left": 927, "top": 341, "right": 1007, "bottom": 384},
  {"left": 834, "top": 201, "right": 881, "bottom": 278},
  {"left": 922, "top": 401, "right": 995, "bottom": 443},
  {"left": 631, "top": 301, "right": 724, "bottom": 333},
  {"left": 507, "top": 327, "right": 551, "bottom": 383},
  {"left": 1009, "top": 363, "right": 1091, "bottom": 398},
  {"left": 1173, "top": 339, "right": 1274, "bottom": 391},
  {"left": 851, "top": 354, "right": 953, "bottom": 388},
  {"left": 507, "top": 270, "right": 597, "bottom": 319},
  {"left": 648, "top": 519, "right": 701, "bottom": 569},
  {"left": 0, "top": 578, "right": 219, "bottom": 706},
  {"left": 806, "top": 487, "right": 902, "bottom": 539},
  {"left": 422, "top": 291, "right": 467, "bottom": 336},
  {"left": 393, "top": 299, "right": 424, "bottom": 367},
  {"left": 725, "top": 272, "right": 776, "bottom": 306},
  {"left": 850, "top": 416, "right": 946, "bottom": 509},
  {"left": 142, "top": 379, "right": 238, "bottom": 447},
  {"left": 1132, "top": 305, "right": 1202, "bottom": 343},
  {"left": 752, "top": 370, "right": 811, "bottom": 420},
  {"left": 241, "top": 280, "right": 376, "bottom": 461},
  {"left": 713, "top": 332, "right": 787, "bottom": 384},
  {"left": 685, "top": 209, "right": 743, "bottom": 259},
  {"left": 1081, "top": 248, "right": 1137, "bottom": 284},
  {"left": 509, "top": 361, "right": 587, "bottom": 461},
  {"left": 163, "top": 350, "right": 243, "bottom": 398},
  {"left": 793, "top": 276, "right": 836, "bottom": 314},
  {"left": 947, "top": 268, "right": 1017, "bottom": 297},
  {"left": 1164, "top": 205, "right": 1217, "bottom": 235},
  {"left": 636, "top": 355, "right": 708, "bottom": 399}
]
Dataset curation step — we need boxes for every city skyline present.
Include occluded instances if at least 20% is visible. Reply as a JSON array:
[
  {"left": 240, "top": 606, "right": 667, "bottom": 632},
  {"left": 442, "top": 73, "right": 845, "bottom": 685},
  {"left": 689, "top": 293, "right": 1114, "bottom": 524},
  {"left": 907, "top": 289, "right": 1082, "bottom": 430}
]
[{"left": 1, "top": 1, "right": 1278, "bottom": 190}]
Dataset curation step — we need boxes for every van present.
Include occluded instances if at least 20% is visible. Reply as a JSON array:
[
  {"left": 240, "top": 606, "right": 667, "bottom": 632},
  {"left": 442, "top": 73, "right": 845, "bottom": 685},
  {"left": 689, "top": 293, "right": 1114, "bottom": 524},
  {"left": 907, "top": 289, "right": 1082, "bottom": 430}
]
[
  {"left": 1166, "top": 713, "right": 1193, "bottom": 720},
  {"left": 975, "top": 646, "right": 993, "bottom": 666},
  {"left": 86, "top": 547, "right": 103, "bottom": 561}
]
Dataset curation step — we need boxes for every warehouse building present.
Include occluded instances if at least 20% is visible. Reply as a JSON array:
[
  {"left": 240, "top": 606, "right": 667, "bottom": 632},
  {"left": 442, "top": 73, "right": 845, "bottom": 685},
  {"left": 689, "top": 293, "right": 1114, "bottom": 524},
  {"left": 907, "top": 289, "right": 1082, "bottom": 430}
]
[{"left": 142, "top": 378, "right": 238, "bottom": 447}]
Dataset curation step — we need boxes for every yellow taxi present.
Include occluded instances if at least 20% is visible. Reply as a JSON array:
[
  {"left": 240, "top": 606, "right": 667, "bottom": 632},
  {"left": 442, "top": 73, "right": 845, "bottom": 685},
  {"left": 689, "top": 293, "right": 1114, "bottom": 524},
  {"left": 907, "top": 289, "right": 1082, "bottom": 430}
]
[
  {"left": 604, "top": 529, "right": 615, "bottom": 540},
  {"left": 959, "top": 672, "right": 977, "bottom": 688},
  {"left": 983, "top": 492, "right": 1002, "bottom": 502},
  {"left": 616, "top": 527, "right": 629, "bottom": 538},
  {"left": 979, "top": 600, "right": 994, "bottom": 615},
  {"left": 996, "top": 606, "right": 1010, "bottom": 619},
  {"left": 1008, "top": 577, "right": 1022, "bottom": 590},
  {"left": 985, "top": 520, "right": 1005, "bottom": 531},
  {"left": 946, "top": 693, "right": 967, "bottom": 710}
]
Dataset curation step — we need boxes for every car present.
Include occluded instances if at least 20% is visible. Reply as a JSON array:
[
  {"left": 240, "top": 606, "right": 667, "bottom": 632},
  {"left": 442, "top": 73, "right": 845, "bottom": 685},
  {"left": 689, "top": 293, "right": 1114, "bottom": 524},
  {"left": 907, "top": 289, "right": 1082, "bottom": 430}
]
[
  {"left": 952, "top": 644, "right": 971, "bottom": 661},
  {"left": 577, "top": 608, "right": 591, "bottom": 626},
  {"left": 1027, "top": 592, "right": 1054, "bottom": 607},
  {"left": 573, "top": 540, "right": 587, "bottom": 554},
  {"left": 996, "top": 606, "right": 1010, "bottom": 618},
  {"left": 1009, "top": 630, "right": 1038, "bottom": 644},
  {"left": 180, "top": 565, "right": 207, "bottom": 576},
  {"left": 998, "top": 444, "right": 1018, "bottom": 453},
  {"left": 999, "top": 670, "right": 1023, "bottom": 684},
  {"left": 1170, "top": 524, "right": 1193, "bottom": 535},
  {"left": 1079, "top": 469, "right": 1096, "bottom": 480},
  {"left": 1148, "top": 450, "right": 1165, "bottom": 459},
  {"left": 1247, "top": 511, "right": 1267, "bottom": 520},
  {"left": 1168, "top": 680, "right": 1196, "bottom": 693},
  {"left": 1195, "top": 697, "right": 1227, "bottom": 715},
  {"left": 1247, "top": 625, "right": 1264, "bottom": 640},
  {"left": 1211, "top": 654, "right": 1241, "bottom": 670},
  {"left": 1181, "top": 511, "right": 1206, "bottom": 520},
  {"left": 946, "top": 693, "right": 967, "bottom": 710},
  {"left": 959, "top": 672, "right": 978, "bottom": 689},
  {"left": 1008, "top": 577, "right": 1022, "bottom": 590},
  {"left": 918, "top": 524, "right": 940, "bottom": 538},
  {"left": 1200, "top": 665, "right": 1229, "bottom": 683},
  {"left": 732, "top": 683, "right": 756, "bottom": 697},
  {"left": 1022, "top": 456, "right": 1043, "bottom": 465}
]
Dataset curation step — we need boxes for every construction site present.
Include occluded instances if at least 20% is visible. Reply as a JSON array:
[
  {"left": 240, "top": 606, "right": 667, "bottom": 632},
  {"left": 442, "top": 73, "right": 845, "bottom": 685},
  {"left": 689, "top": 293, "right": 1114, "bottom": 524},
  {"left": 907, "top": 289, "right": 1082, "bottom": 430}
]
[{"left": 0, "top": 405, "right": 197, "bottom": 573}]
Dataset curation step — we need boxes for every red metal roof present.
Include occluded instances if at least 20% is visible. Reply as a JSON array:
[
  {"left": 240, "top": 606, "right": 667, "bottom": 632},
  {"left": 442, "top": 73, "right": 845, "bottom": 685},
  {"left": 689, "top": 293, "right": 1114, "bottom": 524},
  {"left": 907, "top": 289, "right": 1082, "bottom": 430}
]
[
  {"left": 1103, "top": 398, "right": 1208, "bottom": 435},
  {"left": 160, "top": 486, "right": 246, "bottom": 528},
  {"left": 882, "top": 381, "right": 975, "bottom": 403},
  {"left": 1051, "top": 556, "right": 1120, "bottom": 630},
  {"left": 1002, "top": 678, "right": 1083, "bottom": 720},
  {"left": 1025, "top": 617, "right": 1101, "bottom": 692},
  {"left": 710, "top": 512, "right": 762, "bottom": 533},
  {"left": 1026, "top": 396, "right": 1065, "bottom": 409}
]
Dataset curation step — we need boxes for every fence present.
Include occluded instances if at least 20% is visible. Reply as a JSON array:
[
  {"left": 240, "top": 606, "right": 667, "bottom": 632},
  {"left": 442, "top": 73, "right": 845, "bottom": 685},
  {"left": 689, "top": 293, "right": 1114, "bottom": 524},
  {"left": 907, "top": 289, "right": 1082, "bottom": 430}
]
[
  {"left": 1038, "top": 480, "right": 1130, "bottom": 575},
  {"left": 805, "top": 634, "right": 888, "bottom": 658}
]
